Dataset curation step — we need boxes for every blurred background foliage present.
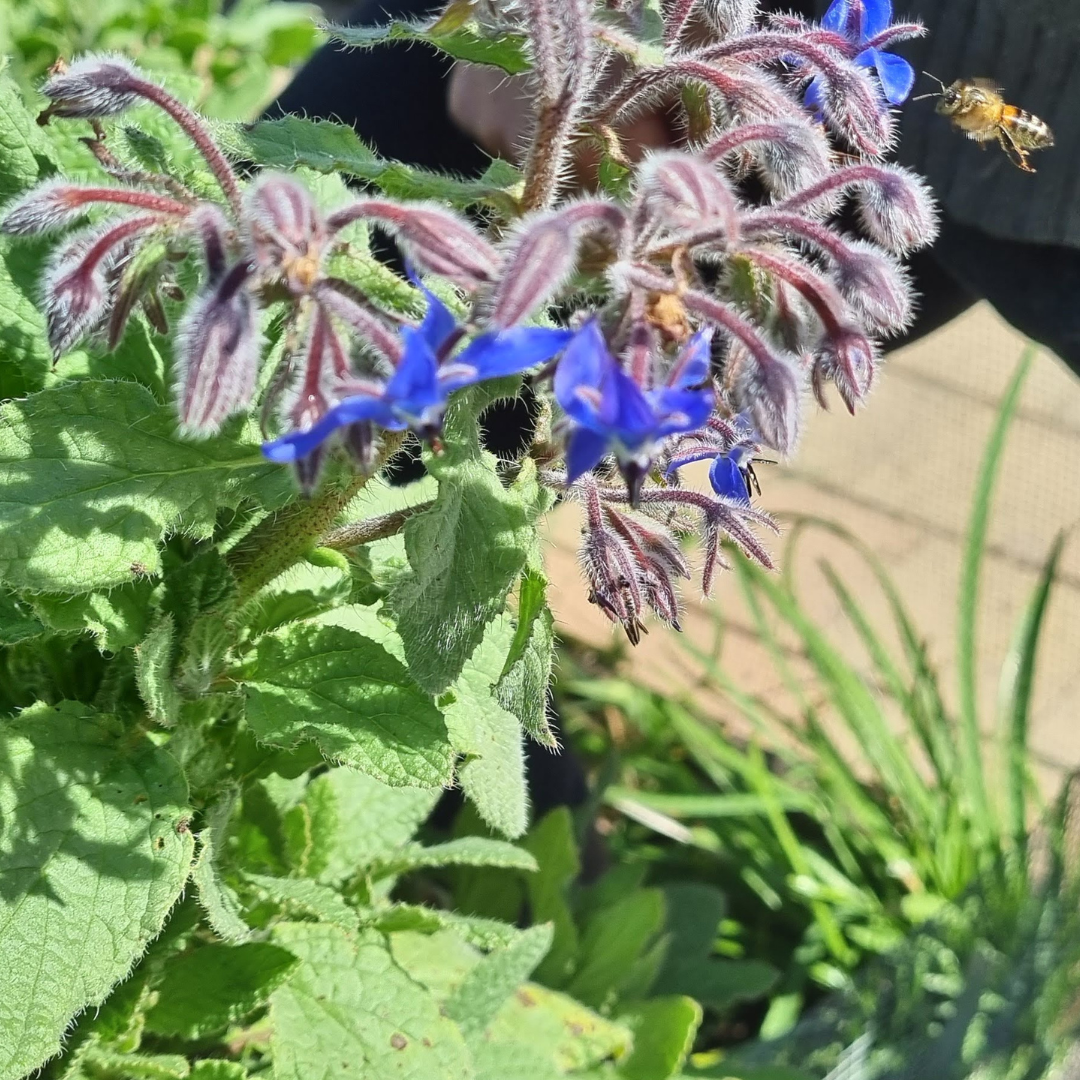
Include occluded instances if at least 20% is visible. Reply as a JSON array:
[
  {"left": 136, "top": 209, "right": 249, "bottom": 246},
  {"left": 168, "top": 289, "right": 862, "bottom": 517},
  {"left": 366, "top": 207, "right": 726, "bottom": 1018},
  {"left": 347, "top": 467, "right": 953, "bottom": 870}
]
[
  {"left": 0, "top": 0, "right": 322, "bottom": 119},
  {"left": 1, "top": 4, "right": 1077, "bottom": 1074}
]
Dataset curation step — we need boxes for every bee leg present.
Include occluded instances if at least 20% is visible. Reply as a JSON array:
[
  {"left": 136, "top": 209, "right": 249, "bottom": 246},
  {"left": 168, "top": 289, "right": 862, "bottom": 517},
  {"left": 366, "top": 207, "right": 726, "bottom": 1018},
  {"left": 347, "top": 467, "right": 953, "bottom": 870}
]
[{"left": 998, "top": 127, "right": 1036, "bottom": 172}]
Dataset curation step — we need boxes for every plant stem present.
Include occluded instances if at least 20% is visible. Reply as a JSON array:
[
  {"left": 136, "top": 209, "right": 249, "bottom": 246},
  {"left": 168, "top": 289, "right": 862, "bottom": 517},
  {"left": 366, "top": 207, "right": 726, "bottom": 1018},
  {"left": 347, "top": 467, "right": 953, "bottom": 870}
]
[
  {"left": 227, "top": 433, "right": 405, "bottom": 603},
  {"left": 322, "top": 501, "right": 434, "bottom": 551}
]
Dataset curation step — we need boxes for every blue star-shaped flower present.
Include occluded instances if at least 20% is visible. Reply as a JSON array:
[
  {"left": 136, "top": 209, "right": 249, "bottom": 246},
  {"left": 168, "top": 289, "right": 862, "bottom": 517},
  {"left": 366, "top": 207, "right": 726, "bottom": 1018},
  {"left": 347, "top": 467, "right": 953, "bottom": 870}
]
[
  {"left": 554, "top": 320, "right": 714, "bottom": 502},
  {"left": 263, "top": 278, "right": 573, "bottom": 464},
  {"left": 806, "top": 0, "right": 916, "bottom": 110}
]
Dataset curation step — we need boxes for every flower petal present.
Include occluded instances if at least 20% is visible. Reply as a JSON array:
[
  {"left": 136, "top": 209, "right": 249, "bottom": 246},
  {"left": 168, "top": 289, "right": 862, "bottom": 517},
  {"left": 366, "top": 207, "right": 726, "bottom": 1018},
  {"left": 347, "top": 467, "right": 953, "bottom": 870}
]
[
  {"left": 385, "top": 325, "right": 444, "bottom": 416},
  {"left": 864, "top": 47, "right": 916, "bottom": 104},
  {"left": 709, "top": 454, "right": 750, "bottom": 503},
  {"left": 554, "top": 320, "right": 612, "bottom": 426},
  {"left": 565, "top": 426, "right": 611, "bottom": 482},
  {"left": 821, "top": 0, "right": 851, "bottom": 33},
  {"left": 606, "top": 368, "right": 659, "bottom": 448},
  {"left": 666, "top": 328, "right": 713, "bottom": 391},
  {"left": 454, "top": 326, "right": 574, "bottom": 383},
  {"left": 861, "top": 0, "right": 893, "bottom": 40},
  {"left": 653, "top": 386, "right": 715, "bottom": 438},
  {"left": 262, "top": 394, "right": 395, "bottom": 463}
]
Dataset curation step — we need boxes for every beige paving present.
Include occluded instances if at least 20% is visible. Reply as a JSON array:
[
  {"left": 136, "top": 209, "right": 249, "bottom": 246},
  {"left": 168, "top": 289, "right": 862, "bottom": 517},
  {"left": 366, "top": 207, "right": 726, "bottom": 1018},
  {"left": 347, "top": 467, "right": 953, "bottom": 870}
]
[{"left": 542, "top": 303, "right": 1080, "bottom": 784}]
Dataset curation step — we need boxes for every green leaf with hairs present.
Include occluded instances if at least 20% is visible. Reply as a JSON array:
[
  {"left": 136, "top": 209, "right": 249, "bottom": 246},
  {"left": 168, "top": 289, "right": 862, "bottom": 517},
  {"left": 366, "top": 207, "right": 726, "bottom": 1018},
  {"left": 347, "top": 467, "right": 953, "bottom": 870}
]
[
  {"left": 389, "top": 414, "right": 546, "bottom": 694},
  {"left": 145, "top": 943, "right": 299, "bottom": 1039},
  {"left": 243, "top": 621, "right": 453, "bottom": 787},
  {"left": 328, "top": 10, "right": 530, "bottom": 76},
  {"left": 0, "top": 702, "right": 194, "bottom": 1080},
  {"left": 269, "top": 923, "right": 471, "bottom": 1080},
  {"left": 218, "top": 116, "right": 522, "bottom": 212},
  {"left": 0, "top": 381, "right": 289, "bottom": 593}
]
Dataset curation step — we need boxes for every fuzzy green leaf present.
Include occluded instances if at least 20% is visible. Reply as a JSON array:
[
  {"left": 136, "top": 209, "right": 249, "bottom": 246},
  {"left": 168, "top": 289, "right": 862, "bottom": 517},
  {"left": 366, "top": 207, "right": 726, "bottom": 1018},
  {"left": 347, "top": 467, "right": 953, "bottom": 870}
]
[
  {"left": 389, "top": 421, "right": 545, "bottom": 693},
  {"left": 0, "top": 381, "right": 289, "bottom": 593},
  {"left": 218, "top": 116, "right": 522, "bottom": 212},
  {"left": 310, "top": 766, "right": 441, "bottom": 883},
  {"left": 0, "top": 588, "right": 45, "bottom": 643},
  {"left": 0, "top": 65, "right": 55, "bottom": 199},
  {"left": 446, "top": 617, "right": 528, "bottom": 839},
  {"left": 445, "top": 923, "right": 554, "bottom": 1038},
  {"left": 191, "top": 827, "right": 252, "bottom": 945},
  {"left": 244, "top": 621, "right": 453, "bottom": 787},
  {"left": 190, "top": 1064, "right": 249, "bottom": 1080},
  {"left": 617, "top": 997, "right": 702, "bottom": 1080},
  {"left": 135, "top": 614, "right": 182, "bottom": 725},
  {"left": 244, "top": 872, "right": 357, "bottom": 930},
  {"left": 32, "top": 580, "right": 157, "bottom": 651},
  {"left": 496, "top": 571, "right": 558, "bottom": 747},
  {"left": 269, "top": 922, "right": 471, "bottom": 1080},
  {"left": 369, "top": 905, "right": 526, "bottom": 950},
  {"left": 0, "top": 702, "right": 194, "bottom": 1080},
  {"left": 145, "top": 943, "right": 299, "bottom": 1039},
  {"left": 480, "top": 982, "right": 632, "bottom": 1073},
  {"left": 373, "top": 836, "right": 538, "bottom": 876},
  {"left": 329, "top": 14, "right": 530, "bottom": 75}
]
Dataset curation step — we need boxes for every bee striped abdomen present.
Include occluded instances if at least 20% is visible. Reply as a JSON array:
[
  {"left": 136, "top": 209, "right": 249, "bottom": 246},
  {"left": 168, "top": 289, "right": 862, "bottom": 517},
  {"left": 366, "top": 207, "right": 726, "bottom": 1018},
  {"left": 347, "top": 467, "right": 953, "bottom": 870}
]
[{"left": 1001, "top": 106, "right": 1055, "bottom": 149}]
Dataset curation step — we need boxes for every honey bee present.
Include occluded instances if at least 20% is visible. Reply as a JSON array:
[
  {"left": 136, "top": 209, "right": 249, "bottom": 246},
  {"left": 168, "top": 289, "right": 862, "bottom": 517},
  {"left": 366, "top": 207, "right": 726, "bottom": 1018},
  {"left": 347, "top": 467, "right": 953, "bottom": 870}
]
[{"left": 914, "top": 74, "right": 1054, "bottom": 173}]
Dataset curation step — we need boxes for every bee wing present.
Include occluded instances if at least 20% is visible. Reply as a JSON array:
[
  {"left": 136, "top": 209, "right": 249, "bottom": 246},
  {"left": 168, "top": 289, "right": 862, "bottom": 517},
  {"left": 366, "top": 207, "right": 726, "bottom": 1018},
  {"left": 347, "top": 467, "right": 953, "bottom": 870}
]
[{"left": 970, "top": 77, "right": 1004, "bottom": 93}]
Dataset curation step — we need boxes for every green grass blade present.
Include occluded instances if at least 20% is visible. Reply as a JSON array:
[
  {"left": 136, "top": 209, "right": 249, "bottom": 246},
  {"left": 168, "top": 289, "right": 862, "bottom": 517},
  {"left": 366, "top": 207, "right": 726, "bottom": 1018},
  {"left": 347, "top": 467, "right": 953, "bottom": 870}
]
[
  {"left": 735, "top": 555, "right": 939, "bottom": 837},
  {"left": 957, "top": 348, "right": 1035, "bottom": 853},
  {"left": 998, "top": 531, "right": 1066, "bottom": 865}
]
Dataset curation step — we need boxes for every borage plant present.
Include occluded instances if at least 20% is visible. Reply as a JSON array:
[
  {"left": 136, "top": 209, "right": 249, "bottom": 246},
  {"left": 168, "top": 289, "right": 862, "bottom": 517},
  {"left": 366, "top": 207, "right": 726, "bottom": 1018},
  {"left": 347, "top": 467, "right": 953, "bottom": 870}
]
[{"left": 0, "top": 0, "right": 934, "bottom": 1077}]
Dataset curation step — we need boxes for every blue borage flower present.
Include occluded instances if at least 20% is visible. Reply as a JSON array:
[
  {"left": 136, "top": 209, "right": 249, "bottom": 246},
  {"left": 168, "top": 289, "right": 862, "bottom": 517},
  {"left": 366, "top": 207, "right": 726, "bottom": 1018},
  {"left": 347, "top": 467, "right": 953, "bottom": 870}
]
[
  {"left": 665, "top": 413, "right": 761, "bottom": 504},
  {"left": 262, "top": 277, "right": 573, "bottom": 464},
  {"left": 554, "top": 320, "right": 715, "bottom": 504},
  {"left": 805, "top": 0, "right": 916, "bottom": 111}
]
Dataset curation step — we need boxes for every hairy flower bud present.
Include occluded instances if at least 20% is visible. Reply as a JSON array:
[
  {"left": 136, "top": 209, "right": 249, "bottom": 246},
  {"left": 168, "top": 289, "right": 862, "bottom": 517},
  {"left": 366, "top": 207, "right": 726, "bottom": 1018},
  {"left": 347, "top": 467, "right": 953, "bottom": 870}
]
[
  {"left": 780, "top": 163, "right": 938, "bottom": 254},
  {"left": 175, "top": 262, "right": 259, "bottom": 436},
  {"left": 638, "top": 152, "right": 739, "bottom": 236},
  {"left": 814, "top": 328, "right": 878, "bottom": 413},
  {"left": 490, "top": 216, "right": 580, "bottom": 329},
  {"left": 246, "top": 175, "right": 328, "bottom": 296},
  {"left": 40, "top": 54, "right": 143, "bottom": 119},
  {"left": 42, "top": 215, "right": 159, "bottom": 358},
  {"left": 327, "top": 199, "right": 499, "bottom": 287},
  {"left": 1, "top": 180, "right": 191, "bottom": 236},
  {"left": 701, "top": 121, "right": 832, "bottom": 199}
]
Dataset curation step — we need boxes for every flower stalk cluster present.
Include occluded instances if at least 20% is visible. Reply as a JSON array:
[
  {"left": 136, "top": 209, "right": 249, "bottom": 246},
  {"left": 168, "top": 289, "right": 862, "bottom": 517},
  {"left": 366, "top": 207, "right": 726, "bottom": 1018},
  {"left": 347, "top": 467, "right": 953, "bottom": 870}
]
[{"left": 1, "top": 0, "right": 938, "bottom": 645}]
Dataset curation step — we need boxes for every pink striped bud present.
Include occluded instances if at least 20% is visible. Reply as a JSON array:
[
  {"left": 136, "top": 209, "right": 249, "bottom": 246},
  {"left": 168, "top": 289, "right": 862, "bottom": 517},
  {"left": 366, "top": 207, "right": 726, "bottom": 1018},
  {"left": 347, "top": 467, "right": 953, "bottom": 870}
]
[
  {"left": 175, "top": 261, "right": 259, "bottom": 436},
  {"left": 42, "top": 215, "right": 159, "bottom": 358},
  {"left": 489, "top": 201, "right": 626, "bottom": 327},
  {"left": 40, "top": 54, "right": 143, "bottom": 119},
  {"left": 637, "top": 152, "right": 738, "bottom": 236},
  {"left": 1, "top": 180, "right": 191, "bottom": 236},
  {"left": 701, "top": 121, "right": 832, "bottom": 199},
  {"left": 245, "top": 175, "right": 328, "bottom": 296},
  {"left": 327, "top": 199, "right": 499, "bottom": 287}
]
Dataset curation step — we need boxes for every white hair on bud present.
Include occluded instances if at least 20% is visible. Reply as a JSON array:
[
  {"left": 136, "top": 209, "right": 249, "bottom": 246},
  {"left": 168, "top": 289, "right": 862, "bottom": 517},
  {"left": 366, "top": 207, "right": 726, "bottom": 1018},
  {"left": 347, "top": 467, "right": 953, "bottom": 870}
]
[
  {"left": 175, "top": 265, "right": 260, "bottom": 437},
  {"left": 853, "top": 163, "right": 939, "bottom": 255},
  {"left": 40, "top": 52, "right": 144, "bottom": 118}
]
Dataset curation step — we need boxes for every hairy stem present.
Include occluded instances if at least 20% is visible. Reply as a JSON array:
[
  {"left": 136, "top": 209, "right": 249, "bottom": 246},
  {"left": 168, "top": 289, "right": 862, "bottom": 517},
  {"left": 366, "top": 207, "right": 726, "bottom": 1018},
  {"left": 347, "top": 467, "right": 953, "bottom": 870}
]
[
  {"left": 227, "top": 432, "right": 405, "bottom": 602},
  {"left": 322, "top": 501, "right": 434, "bottom": 551}
]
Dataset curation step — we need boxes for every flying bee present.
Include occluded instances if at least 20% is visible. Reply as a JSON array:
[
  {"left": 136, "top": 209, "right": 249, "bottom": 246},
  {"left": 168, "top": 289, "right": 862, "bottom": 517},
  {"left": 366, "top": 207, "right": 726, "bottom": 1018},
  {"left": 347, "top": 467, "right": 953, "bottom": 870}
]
[{"left": 913, "top": 74, "right": 1054, "bottom": 173}]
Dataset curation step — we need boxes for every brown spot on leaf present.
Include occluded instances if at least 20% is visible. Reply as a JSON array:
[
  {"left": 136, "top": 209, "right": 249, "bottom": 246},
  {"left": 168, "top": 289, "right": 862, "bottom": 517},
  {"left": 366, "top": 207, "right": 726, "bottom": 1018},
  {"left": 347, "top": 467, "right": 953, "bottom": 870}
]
[
  {"left": 516, "top": 989, "right": 537, "bottom": 1007},
  {"left": 390, "top": 1033, "right": 407, "bottom": 1051}
]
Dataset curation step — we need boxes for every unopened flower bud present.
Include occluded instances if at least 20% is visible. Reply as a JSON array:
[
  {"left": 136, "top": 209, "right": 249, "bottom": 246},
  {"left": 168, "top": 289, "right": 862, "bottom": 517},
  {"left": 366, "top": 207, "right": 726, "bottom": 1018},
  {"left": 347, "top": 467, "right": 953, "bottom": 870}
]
[
  {"left": 1, "top": 180, "right": 191, "bottom": 236},
  {"left": 43, "top": 215, "right": 159, "bottom": 358},
  {"left": 328, "top": 199, "right": 500, "bottom": 287},
  {"left": 175, "top": 262, "right": 259, "bottom": 436},
  {"left": 40, "top": 54, "right": 143, "bottom": 119}
]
